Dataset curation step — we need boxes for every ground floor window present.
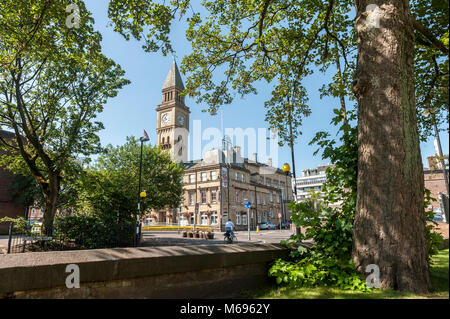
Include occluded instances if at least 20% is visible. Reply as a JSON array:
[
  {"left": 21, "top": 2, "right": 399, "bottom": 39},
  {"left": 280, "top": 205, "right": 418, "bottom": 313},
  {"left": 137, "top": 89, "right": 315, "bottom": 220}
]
[
  {"left": 257, "top": 212, "right": 261, "bottom": 223},
  {"left": 242, "top": 213, "right": 247, "bottom": 225},
  {"left": 264, "top": 212, "right": 267, "bottom": 222},
  {"left": 179, "top": 214, "right": 188, "bottom": 226},
  {"left": 201, "top": 214, "right": 208, "bottom": 225},
  {"left": 210, "top": 212, "right": 218, "bottom": 225},
  {"left": 236, "top": 212, "right": 241, "bottom": 225}
]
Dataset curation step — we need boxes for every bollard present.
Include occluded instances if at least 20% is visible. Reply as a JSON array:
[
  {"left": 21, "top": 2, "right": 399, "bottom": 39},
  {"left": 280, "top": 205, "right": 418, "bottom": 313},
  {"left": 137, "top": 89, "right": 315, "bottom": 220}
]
[{"left": 256, "top": 226, "right": 259, "bottom": 233}]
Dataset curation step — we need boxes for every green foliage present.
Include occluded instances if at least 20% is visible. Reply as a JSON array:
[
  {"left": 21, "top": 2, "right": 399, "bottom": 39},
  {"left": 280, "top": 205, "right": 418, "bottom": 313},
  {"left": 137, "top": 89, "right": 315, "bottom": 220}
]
[
  {"left": 54, "top": 213, "right": 135, "bottom": 248},
  {"left": 268, "top": 108, "right": 367, "bottom": 290},
  {"left": 424, "top": 188, "right": 445, "bottom": 261},
  {"left": 0, "top": 216, "right": 28, "bottom": 234},
  {"left": 269, "top": 257, "right": 369, "bottom": 291},
  {"left": 77, "top": 136, "right": 184, "bottom": 219},
  {"left": 0, "top": 0, "right": 130, "bottom": 234}
]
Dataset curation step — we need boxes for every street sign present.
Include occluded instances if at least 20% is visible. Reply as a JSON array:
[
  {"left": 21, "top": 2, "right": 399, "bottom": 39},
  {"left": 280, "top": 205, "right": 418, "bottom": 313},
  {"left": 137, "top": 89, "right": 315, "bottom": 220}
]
[
  {"left": 244, "top": 201, "right": 251, "bottom": 209},
  {"left": 195, "top": 203, "right": 199, "bottom": 214}
]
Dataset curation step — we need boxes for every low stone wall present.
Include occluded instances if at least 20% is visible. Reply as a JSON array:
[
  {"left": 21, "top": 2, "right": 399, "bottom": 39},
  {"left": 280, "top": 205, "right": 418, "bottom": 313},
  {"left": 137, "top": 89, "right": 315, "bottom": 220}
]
[{"left": 0, "top": 243, "right": 289, "bottom": 299}]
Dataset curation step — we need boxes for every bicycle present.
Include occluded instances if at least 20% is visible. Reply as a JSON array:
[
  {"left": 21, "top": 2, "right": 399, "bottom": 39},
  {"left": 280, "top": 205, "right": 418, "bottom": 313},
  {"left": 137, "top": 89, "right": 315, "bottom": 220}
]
[{"left": 223, "top": 230, "right": 238, "bottom": 244}]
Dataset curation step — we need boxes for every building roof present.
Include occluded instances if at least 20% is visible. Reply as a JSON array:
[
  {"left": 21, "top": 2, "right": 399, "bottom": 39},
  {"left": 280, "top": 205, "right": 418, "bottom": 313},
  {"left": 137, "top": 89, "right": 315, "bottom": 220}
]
[{"left": 162, "top": 60, "right": 185, "bottom": 91}]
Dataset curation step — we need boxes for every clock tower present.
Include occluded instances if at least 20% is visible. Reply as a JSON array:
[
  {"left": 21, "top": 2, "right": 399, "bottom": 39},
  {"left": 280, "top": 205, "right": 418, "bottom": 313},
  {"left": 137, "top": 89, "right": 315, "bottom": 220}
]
[{"left": 156, "top": 60, "right": 190, "bottom": 162}]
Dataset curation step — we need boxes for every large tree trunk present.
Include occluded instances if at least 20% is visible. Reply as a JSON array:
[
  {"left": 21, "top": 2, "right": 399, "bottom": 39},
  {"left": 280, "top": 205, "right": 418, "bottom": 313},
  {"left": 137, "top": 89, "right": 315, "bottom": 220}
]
[
  {"left": 41, "top": 174, "right": 60, "bottom": 237},
  {"left": 352, "top": 0, "right": 431, "bottom": 292}
]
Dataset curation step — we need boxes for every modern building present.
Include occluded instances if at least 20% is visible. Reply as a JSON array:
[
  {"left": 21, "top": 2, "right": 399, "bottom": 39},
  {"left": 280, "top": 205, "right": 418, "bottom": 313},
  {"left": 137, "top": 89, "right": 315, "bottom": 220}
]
[
  {"left": 293, "top": 165, "right": 332, "bottom": 202},
  {"left": 148, "top": 61, "right": 292, "bottom": 230}
]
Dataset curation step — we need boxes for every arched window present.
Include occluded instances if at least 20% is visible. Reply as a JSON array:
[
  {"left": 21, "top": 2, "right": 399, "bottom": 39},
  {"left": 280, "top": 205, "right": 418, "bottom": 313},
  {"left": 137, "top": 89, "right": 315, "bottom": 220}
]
[{"left": 162, "top": 137, "right": 165, "bottom": 144}]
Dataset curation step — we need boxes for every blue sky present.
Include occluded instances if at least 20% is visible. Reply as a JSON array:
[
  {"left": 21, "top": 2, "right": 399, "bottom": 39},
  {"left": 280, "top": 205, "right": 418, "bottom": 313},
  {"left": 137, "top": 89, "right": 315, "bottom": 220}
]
[{"left": 86, "top": 1, "right": 448, "bottom": 177}]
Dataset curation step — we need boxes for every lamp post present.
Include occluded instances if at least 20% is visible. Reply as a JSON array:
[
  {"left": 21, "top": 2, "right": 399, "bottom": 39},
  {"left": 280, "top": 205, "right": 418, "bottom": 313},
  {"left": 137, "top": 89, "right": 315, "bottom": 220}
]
[
  {"left": 137, "top": 130, "right": 150, "bottom": 246},
  {"left": 282, "top": 163, "right": 297, "bottom": 234}
]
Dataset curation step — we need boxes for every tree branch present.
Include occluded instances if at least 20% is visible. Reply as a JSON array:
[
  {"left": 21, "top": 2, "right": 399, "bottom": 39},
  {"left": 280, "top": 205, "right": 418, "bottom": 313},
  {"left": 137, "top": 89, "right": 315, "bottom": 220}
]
[{"left": 413, "top": 18, "right": 449, "bottom": 55}]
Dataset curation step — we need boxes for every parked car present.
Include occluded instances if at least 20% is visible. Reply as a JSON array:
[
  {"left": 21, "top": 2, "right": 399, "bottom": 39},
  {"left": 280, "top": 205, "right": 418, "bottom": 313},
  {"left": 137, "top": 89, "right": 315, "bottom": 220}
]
[
  {"left": 259, "top": 222, "right": 276, "bottom": 230},
  {"left": 280, "top": 221, "right": 291, "bottom": 229},
  {"left": 433, "top": 213, "right": 444, "bottom": 222}
]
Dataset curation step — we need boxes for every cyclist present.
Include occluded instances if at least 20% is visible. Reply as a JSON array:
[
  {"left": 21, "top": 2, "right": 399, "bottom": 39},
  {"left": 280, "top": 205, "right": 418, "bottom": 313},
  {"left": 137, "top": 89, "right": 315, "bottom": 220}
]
[{"left": 224, "top": 219, "right": 235, "bottom": 241}]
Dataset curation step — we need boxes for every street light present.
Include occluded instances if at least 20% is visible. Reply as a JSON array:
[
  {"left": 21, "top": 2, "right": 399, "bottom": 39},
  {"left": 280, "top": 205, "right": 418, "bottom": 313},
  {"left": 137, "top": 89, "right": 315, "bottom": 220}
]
[
  {"left": 282, "top": 162, "right": 298, "bottom": 234},
  {"left": 137, "top": 130, "right": 150, "bottom": 246}
]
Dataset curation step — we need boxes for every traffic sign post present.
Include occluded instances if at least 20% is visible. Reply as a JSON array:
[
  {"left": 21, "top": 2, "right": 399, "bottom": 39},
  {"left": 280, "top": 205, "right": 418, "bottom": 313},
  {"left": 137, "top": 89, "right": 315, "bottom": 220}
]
[{"left": 244, "top": 201, "right": 251, "bottom": 240}]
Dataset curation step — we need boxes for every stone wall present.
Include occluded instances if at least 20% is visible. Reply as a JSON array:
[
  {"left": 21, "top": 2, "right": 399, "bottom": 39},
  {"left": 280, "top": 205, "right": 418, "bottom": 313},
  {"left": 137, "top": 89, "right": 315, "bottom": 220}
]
[{"left": 0, "top": 243, "right": 289, "bottom": 299}]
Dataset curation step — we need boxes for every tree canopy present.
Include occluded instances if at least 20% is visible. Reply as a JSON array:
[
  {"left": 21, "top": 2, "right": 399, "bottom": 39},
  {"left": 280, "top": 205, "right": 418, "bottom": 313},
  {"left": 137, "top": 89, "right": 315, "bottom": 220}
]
[{"left": 0, "top": 0, "right": 130, "bottom": 234}]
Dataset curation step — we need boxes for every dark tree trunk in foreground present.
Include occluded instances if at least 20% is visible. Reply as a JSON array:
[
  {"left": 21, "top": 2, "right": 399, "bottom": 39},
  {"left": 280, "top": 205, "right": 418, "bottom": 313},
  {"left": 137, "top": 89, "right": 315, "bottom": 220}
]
[
  {"left": 352, "top": 0, "right": 431, "bottom": 292},
  {"left": 41, "top": 174, "right": 61, "bottom": 237}
]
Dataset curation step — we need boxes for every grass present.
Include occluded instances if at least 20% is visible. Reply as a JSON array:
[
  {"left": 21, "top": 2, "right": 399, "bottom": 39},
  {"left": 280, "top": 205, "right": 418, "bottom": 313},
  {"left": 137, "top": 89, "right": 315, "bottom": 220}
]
[{"left": 249, "top": 249, "right": 449, "bottom": 299}]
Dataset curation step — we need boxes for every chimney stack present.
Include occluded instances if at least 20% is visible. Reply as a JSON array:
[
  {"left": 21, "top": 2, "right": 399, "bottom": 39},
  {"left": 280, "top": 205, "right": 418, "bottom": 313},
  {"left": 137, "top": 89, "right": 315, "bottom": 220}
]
[
  {"left": 268, "top": 158, "right": 272, "bottom": 167},
  {"left": 234, "top": 145, "right": 241, "bottom": 156},
  {"left": 253, "top": 153, "right": 258, "bottom": 162}
]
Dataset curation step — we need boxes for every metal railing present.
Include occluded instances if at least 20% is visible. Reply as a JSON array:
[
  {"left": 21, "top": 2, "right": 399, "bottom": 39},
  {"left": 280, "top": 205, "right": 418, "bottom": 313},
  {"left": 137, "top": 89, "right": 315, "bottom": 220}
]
[{"left": 5, "top": 221, "right": 140, "bottom": 254}]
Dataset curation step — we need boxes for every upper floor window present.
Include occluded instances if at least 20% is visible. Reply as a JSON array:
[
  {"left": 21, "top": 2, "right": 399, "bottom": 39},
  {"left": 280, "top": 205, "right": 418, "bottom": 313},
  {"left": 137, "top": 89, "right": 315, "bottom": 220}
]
[
  {"left": 201, "top": 191, "right": 207, "bottom": 204},
  {"left": 241, "top": 174, "right": 245, "bottom": 182},
  {"left": 235, "top": 172, "right": 239, "bottom": 180},
  {"left": 201, "top": 172, "right": 207, "bottom": 182},
  {"left": 211, "top": 189, "right": 217, "bottom": 203},
  {"left": 189, "top": 174, "right": 195, "bottom": 183},
  {"left": 211, "top": 171, "right": 217, "bottom": 180},
  {"left": 189, "top": 193, "right": 194, "bottom": 205}
]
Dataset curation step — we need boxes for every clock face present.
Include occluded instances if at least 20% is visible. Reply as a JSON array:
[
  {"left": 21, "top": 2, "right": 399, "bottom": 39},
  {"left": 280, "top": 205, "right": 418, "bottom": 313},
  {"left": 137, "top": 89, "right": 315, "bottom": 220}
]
[
  {"left": 161, "top": 113, "right": 170, "bottom": 125},
  {"left": 177, "top": 115, "right": 185, "bottom": 126}
]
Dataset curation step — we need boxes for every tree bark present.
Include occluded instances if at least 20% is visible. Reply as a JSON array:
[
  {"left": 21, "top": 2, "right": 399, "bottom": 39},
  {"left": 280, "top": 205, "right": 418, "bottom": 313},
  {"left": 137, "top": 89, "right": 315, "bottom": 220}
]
[
  {"left": 352, "top": 0, "right": 431, "bottom": 292},
  {"left": 41, "top": 174, "right": 60, "bottom": 237}
]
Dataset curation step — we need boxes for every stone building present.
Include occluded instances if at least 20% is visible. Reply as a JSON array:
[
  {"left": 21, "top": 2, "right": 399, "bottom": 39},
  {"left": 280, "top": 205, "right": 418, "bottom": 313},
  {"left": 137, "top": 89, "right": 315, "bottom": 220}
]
[{"left": 150, "top": 61, "right": 292, "bottom": 230}]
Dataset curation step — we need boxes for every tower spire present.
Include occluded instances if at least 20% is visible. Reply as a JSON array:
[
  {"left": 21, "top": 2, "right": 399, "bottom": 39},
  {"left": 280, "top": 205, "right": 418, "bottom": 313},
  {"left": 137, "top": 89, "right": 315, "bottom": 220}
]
[{"left": 162, "top": 59, "right": 184, "bottom": 91}]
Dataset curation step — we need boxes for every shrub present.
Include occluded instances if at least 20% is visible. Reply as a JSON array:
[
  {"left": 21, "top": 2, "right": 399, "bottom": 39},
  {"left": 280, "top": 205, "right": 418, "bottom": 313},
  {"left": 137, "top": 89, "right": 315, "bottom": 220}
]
[
  {"left": 0, "top": 216, "right": 29, "bottom": 234},
  {"left": 54, "top": 213, "right": 135, "bottom": 249}
]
